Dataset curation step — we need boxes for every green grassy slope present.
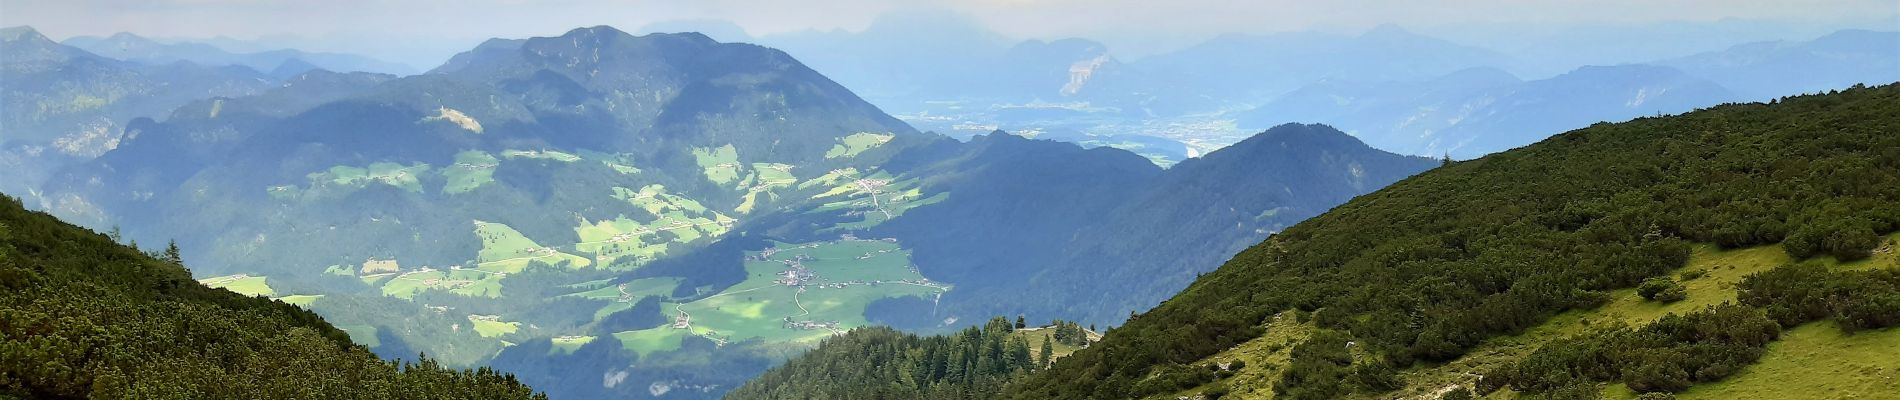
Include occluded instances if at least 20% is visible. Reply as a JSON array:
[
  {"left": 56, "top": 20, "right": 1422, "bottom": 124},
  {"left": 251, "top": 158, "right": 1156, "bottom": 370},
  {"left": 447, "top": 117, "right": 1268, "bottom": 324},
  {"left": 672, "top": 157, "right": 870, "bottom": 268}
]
[
  {"left": 1006, "top": 84, "right": 1900, "bottom": 399},
  {"left": 0, "top": 195, "right": 543, "bottom": 399}
]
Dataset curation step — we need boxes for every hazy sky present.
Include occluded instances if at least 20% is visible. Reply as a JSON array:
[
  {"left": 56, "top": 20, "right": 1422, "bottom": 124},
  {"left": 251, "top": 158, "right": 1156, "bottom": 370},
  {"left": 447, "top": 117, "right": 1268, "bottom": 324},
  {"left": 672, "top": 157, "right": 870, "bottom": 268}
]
[{"left": 5, "top": 0, "right": 1895, "bottom": 68}]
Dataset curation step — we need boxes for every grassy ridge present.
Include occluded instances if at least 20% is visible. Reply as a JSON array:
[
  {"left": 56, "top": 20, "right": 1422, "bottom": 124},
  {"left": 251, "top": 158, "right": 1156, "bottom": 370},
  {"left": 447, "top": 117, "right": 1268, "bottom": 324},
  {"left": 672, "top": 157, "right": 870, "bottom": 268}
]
[{"left": 1006, "top": 85, "right": 1900, "bottom": 399}]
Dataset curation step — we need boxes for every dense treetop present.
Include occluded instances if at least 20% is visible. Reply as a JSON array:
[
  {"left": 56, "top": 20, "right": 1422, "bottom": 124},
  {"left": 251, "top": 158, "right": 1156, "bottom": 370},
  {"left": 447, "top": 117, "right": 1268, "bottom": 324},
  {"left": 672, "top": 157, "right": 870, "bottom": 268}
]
[{"left": 727, "top": 317, "right": 1047, "bottom": 400}]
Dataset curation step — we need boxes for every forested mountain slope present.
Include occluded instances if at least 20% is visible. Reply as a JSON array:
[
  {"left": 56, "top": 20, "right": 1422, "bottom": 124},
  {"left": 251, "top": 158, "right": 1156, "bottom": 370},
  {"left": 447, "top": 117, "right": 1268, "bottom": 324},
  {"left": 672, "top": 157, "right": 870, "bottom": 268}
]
[
  {"left": 0, "top": 195, "right": 543, "bottom": 399},
  {"left": 993, "top": 84, "right": 1900, "bottom": 398},
  {"left": 869, "top": 125, "right": 1436, "bottom": 326},
  {"left": 63, "top": 31, "right": 416, "bottom": 76},
  {"left": 1, "top": 26, "right": 277, "bottom": 201},
  {"left": 19, "top": 25, "right": 1433, "bottom": 399}
]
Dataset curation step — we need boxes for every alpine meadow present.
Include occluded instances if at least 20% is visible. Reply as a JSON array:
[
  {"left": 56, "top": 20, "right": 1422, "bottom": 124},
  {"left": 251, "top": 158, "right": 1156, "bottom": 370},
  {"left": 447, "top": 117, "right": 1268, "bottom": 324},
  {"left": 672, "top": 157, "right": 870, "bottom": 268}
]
[{"left": 3, "top": 1, "right": 1896, "bottom": 399}]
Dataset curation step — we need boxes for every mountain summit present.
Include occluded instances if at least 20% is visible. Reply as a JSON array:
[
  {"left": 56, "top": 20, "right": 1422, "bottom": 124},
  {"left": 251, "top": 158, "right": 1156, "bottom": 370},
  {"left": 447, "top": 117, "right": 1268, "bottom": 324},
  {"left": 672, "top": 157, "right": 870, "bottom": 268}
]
[{"left": 428, "top": 25, "right": 914, "bottom": 158}]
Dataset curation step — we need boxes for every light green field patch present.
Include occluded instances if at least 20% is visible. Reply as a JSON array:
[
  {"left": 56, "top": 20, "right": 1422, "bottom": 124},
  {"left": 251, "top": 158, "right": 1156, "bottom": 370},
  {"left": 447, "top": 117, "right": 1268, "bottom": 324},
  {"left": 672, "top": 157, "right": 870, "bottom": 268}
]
[
  {"left": 1611, "top": 322, "right": 1900, "bottom": 399},
  {"left": 592, "top": 186, "right": 734, "bottom": 268},
  {"left": 825, "top": 132, "right": 894, "bottom": 159},
  {"left": 338, "top": 324, "right": 379, "bottom": 347},
  {"left": 1381, "top": 237, "right": 1900, "bottom": 399},
  {"left": 594, "top": 301, "right": 638, "bottom": 321},
  {"left": 1012, "top": 327, "right": 1090, "bottom": 361},
  {"left": 1573, "top": 243, "right": 1792, "bottom": 325},
  {"left": 614, "top": 327, "right": 691, "bottom": 358},
  {"left": 573, "top": 216, "right": 671, "bottom": 268},
  {"left": 604, "top": 161, "right": 641, "bottom": 174},
  {"left": 582, "top": 278, "right": 684, "bottom": 321},
  {"left": 809, "top": 175, "right": 946, "bottom": 231},
  {"left": 692, "top": 144, "right": 742, "bottom": 184},
  {"left": 273, "top": 294, "right": 324, "bottom": 307},
  {"left": 829, "top": 190, "right": 947, "bottom": 231},
  {"left": 467, "top": 315, "right": 520, "bottom": 338},
  {"left": 672, "top": 239, "right": 946, "bottom": 346},
  {"left": 361, "top": 272, "right": 395, "bottom": 286},
  {"left": 568, "top": 277, "right": 683, "bottom": 301},
  {"left": 736, "top": 193, "right": 766, "bottom": 215},
  {"left": 323, "top": 264, "right": 354, "bottom": 276},
  {"left": 549, "top": 336, "right": 596, "bottom": 355},
  {"left": 752, "top": 163, "right": 797, "bottom": 184},
  {"left": 575, "top": 150, "right": 643, "bottom": 174},
  {"left": 1142, "top": 314, "right": 1314, "bottom": 400},
  {"left": 379, "top": 268, "right": 506, "bottom": 299},
  {"left": 474, "top": 220, "right": 590, "bottom": 273},
  {"left": 501, "top": 149, "right": 580, "bottom": 162},
  {"left": 738, "top": 163, "right": 800, "bottom": 214},
  {"left": 449, "top": 272, "right": 506, "bottom": 298},
  {"left": 798, "top": 168, "right": 860, "bottom": 190},
  {"left": 442, "top": 150, "right": 499, "bottom": 194},
  {"left": 304, "top": 162, "right": 432, "bottom": 193},
  {"left": 615, "top": 185, "right": 713, "bottom": 215},
  {"left": 198, "top": 274, "right": 274, "bottom": 297}
]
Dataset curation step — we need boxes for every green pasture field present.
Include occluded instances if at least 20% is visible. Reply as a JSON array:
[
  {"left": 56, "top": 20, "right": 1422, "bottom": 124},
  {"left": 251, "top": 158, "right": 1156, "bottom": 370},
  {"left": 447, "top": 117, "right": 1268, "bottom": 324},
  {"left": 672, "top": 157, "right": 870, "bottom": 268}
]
[
  {"left": 198, "top": 274, "right": 274, "bottom": 297},
  {"left": 825, "top": 132, "right": 894, "bottom": 159},
  {"left": 500, "top": 149, "right": 580, "bottom": 162},
  {"left": 379, "top": 268, "right": 507, "bottom": 299},
  {"left": 473, "top": 220, "right": 590, "bottom": 273},
  {"left": 549, "top": 335, "right": 596, "bottom": 355},
  {"left": 693, "top": 144, "right": 742, "bottom": 185},
  {"left": 442, "top": 150, "right": 498, "bottom": 194},
  {"left": 614, "top": 327, "right": 691, "bottom": 359},
  {"left": 468, "top": 315, "right": 521, "bottom": 338},
  {"left": 665, "top": 240, "right": 945, "bottom": 346}
]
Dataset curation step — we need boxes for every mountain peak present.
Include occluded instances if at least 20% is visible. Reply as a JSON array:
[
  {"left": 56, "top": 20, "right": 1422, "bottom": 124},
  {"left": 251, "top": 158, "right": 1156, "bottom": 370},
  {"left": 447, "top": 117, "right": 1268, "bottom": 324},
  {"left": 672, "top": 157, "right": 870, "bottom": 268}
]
[
  {"left": 636, "top": 19, "right": 754, "bottom": 43},
  {"left": 1192, "top": 123, "right": 1386, "bottom": 165},
  {"left": 1362, "top": 23, "right": 1414, "bottom": 38},
  {"left": 105, "top": 31, "right": 149, "bottom": 42},
  {"left": 1, "top": 25, "right": 48, "bottom": 43},
  {"left": 562, "top": 25, "right": 633, "bottom": 40}
]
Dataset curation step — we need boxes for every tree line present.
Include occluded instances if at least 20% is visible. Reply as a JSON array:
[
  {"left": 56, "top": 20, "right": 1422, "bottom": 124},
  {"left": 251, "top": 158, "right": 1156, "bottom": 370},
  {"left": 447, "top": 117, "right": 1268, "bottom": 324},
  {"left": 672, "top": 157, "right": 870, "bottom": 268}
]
[{"left": 729, "top": 317, "right": 1103, "bottom": 399}]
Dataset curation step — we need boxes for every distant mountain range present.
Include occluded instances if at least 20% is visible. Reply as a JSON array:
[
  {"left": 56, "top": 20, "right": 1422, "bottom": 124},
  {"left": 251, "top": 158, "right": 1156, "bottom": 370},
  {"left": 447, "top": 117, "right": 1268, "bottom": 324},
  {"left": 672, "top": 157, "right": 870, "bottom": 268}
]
[
  {"left": 17, "top": 25, "right": 1432, "bottom": 399},
  {"left": 1134, "top": 24, "right": 1510, "bottom": 105},
  {"left": 64, "top": 32, "right": 417, "bottom": 76},
  {"left": 1, "top": 26, "right": 278, "bottom": 200},
  {"left": 1235, "top": 29, "right": 1896, "bottom": 158},
  {"left": 625, "top": 13, "right": 1897, "bottom": 163},
  {"left": 1239, "top": 64, "right": 1739, "bottom": 158},
  {"left": 1658, "top": 29, "right": 1900, "bottom": 99}
]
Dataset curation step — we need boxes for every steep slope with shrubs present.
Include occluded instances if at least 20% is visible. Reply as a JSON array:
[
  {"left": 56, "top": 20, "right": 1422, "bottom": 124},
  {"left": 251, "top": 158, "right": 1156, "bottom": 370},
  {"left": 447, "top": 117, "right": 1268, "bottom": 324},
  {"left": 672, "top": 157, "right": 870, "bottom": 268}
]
[
  {"left": 0, "top": 195, "right": 544, "bottom": 399},
  {"left": 1002, "top": 84, "right": 1900, "bottom": 399}
]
